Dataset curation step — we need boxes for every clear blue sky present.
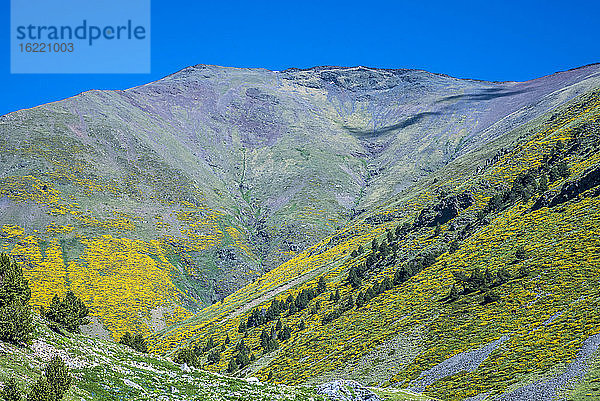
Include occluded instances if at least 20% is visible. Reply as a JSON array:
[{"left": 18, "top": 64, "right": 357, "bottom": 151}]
[{"left": 1, "top": 0, "right": 598, "bottom": 116}]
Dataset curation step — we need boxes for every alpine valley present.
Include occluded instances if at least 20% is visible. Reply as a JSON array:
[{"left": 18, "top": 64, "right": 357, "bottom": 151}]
[{"left": 2, "top": 63, "right": 600, "bottom": 400}]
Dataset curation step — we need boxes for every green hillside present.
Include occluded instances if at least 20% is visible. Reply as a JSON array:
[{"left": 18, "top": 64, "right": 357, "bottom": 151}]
[
  {"left": 2, "top": 64, "right": 600, "bottom": 400},
  {"left": 150, "top": 85, "right": 600, "bottom": 400}
]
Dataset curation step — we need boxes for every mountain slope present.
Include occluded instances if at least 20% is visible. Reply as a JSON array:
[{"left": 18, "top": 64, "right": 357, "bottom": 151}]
[
  {"left": 0, "top": 63, "right": 599, "bottom": 366},
  {"left": 149, "top": 84, "right": 600, "bottom": 400}
]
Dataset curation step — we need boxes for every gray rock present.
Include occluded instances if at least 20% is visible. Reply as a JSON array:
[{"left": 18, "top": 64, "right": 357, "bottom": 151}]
[{"left": 316, "top": 380, "right": 381, "bottom": 401}]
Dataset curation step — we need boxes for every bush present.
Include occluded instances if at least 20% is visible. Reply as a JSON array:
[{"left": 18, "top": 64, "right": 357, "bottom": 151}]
[
  {"left": 1, "top": 378, "right": 23, "bottom": 401},
  {"left": 0, "top": 254, "right": 33, "bottom": 345},
  {"left": 42, "top": 291, "right": 89, "bottom": 333}
]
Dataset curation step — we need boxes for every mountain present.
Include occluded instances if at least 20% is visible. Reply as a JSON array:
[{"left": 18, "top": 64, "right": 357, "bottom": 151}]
[{"left": 1, "top": 63, "right": 600, "bottom": 400}]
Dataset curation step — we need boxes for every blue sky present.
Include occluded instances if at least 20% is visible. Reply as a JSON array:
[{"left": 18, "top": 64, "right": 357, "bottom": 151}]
[{"left": 1, "top": 0, "right": 598, "bottom": 115}]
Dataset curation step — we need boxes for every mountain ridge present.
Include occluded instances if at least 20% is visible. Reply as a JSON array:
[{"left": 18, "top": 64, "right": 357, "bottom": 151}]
[{"left": 1, "top": 62, "right": 600, "bottom": 400}]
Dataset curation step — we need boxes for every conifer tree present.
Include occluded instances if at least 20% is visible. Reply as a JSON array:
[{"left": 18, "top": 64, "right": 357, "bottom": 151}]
[{"left": 1, "top": 378, "right": 23, "bottom": 401}]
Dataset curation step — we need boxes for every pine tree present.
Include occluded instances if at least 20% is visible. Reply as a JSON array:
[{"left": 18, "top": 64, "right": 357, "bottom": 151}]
[
  {"left": 203, "top": 337, "right": 216, "bottom": 353},
  {"left": 0, "top": 301, "right": 33, "bottom": 345},
  {"left": 348, "top": 267, "right": 361, "bottom": 288},
  {"left": 227, "top": 358, "right": 238, "bottom": 373},
  {"left": 27, "top": 376, "right": 52, "bottom": 401},
  {"left": 1, "top": 378, "right": 23, "bottom": 401},
  {"left": 238, "top": 320, "right": 246, "bottom": 333},
  {"left": 45, "top": 356, "right": 71, "bottom": 400},
  {"left": 131, "top": 334, "right": 147, "bottom": 353},
  {"left": 317, "top": 276, "right": 327, "bottom": 293},
  {"left": 538, "top": 173, "right": 549, "bottom": 192},
  {"left": 0, "top": 254, "right": 33, "bottom": 345},
  {"left": 207, "top": 349, "right": 221, "bottom": 364},
  {"left": 371, "top": 239, "right": 379, "bottom": 253},
  {"left": 434, "top": 223, "right": 442, "bottom": 237},
  {"left": 43, "top": 291, "right": 89, "bottom": 333}
]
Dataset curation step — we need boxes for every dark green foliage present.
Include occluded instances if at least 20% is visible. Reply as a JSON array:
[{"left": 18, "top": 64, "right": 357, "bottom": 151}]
[
  {"left": 227, "top": 357, "right": 238, "bottom": 373},
  {"left": 357, "top": 245, "right": 365, "bottom": 255},
  {"left": 445, "top": 267, "right": 512, "bottom": 303},
  {"left": 549, "top": 161, "right": 570, "bottom": 182},
  {"left": 244, "top": 278, "right": 323, "bottom": 332},
  {"left": 203, "top": 336, "right": 216, "bottom": 353},
  {"left": 278, "top": 325, "right": 292, "bottom": 341},
  {"left": 518, "top": 265, "right": 529, "bottom": 278},
  {"left": 118, "top": 332, "right": 148, "bottom": 353},
  {"left": 27, "top": 356, "right": 71, "bottom": 401},
  {"left": 515, "top": 246, "right": 527, "bottom": 260},
  {"left": 317, "top": 276, "right": 327, "bottom": 293},
  {"left": 45, "top": 356, "right": 71, "bottom": 401},
  {"left": 173, "top": 348, "right": 200, "bottom": 368},
  {"left": 0, "top": 254, "right": 31, "bottom": 307},
  {"left": 207, "top": 349, "right": 221, "bottom": 364},
  {"left": 449, "top": 240, "right": 459, "bottom": 254},
  {"left": 485, "top": 154, "right": 571, "bottom": 214},
  {"left": 298, "top": 320, "right": 306, "bottom": 331},
  {"left": 238, "top": 320, "right": 246, "bottom": 333},
  {"left": 43, "top": 291, "right": 89, "bottom": 333},
  {"left": 27, "top": 377, "right": 52, "bottom": 401},
  {"left": 0, "top": 301, "right": 33, "bottom": 345},
  {"left": 260, "top": 327, "right": 279, "bottom": 352},
  {"left": 371, "top": 239, "right": 379, "bottom": 253},
  {"left": 434, "top": 223, "right": 442, "bottom": 237},
  {"left": 539, "top": 173, "right": 549, "bottom": 192},
  {"left": 224, "top": 334, "right": 230, "bottom": 345},
  {"left": 1, "top": 378, "right": 23, "bottom": 401},
  {"left": 0, "top": 254, "right": 33, "bottom": 345},
  {"left": 482, "top": 290, "right": 500, "bottom": 305},
  {"left": 234, "top": 339, "right": 251, "bottom": 367},
  {"left": 446, "top": 284, "right": 460, "bottom": 302},
  {"left": 355, "top": 292, "right": 365, "bottom": 308},
  {"left": 348, "top": 267, "right": 361, "bottom": 288}
]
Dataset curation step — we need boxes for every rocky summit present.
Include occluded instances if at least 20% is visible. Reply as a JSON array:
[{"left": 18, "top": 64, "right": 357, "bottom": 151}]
[{"left": 1, "top": 63, "right": 600, "bottom": 400}]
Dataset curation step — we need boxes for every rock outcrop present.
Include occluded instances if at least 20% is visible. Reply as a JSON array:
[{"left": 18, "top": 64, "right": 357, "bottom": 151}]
[{"left": 316, "top": 380, "right": 381, "bottom": 401}]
